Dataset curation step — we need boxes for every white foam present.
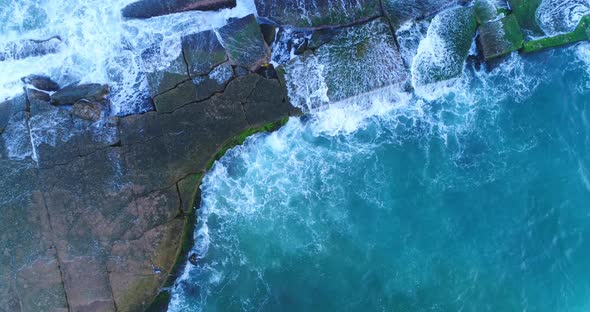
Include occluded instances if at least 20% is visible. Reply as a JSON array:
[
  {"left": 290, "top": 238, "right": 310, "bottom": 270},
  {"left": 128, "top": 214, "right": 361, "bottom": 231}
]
[
  {"left": 536, "top": 0, "right": 590, "bottom": 35},
  {"left": 0, "top": 0, "right": 257, "bottom": 115}
]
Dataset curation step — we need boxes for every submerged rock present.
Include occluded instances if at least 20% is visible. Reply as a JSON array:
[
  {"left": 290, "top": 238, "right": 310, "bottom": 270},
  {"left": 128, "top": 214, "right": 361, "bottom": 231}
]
[
  {"left": 122, "top": 0, "right": 237, "bottom": 19},
  {"left": 50, "top": 83, "right": 109, "bottom": 105},
  {"left": 218, "top": 14, "right": 271, "bottom": 71},
  {"left": 412, "top": 6, "right": 477, "bottom": 87},
  {"left": 255, "top": 0, "right": 380, "bottom": 28},
  {"left": 0, "top": 36, "right": 62, "bottom": 62}
]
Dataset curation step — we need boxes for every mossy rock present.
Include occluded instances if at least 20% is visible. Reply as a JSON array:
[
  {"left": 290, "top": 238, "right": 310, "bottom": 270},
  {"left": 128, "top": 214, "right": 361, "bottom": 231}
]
[
  {"left": 474, "top": 0, "right": 498, "bottom": 24},
  {"left": 507, "top": 0, "right": 544, "bottom": 35},
  {"left": 412, "top": 6, "right": 478, "bottom": 86},
  {"left": 218, "top": 14, "right": 270, "bottom": 71},
  {"left": 382, "top": 0, "right": 457, "bottom": 28},
  {"left": 523, "top": 15, "right": 590, "bottom": 53},
  {"left": 479, "top": 14, "right": 525, "bottom": 60}
]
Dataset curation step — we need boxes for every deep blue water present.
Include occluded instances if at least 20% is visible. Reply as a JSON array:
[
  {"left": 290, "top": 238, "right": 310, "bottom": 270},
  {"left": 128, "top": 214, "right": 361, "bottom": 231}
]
[{"left": 170, "top": 46, "right": 590, "bottom": 311}]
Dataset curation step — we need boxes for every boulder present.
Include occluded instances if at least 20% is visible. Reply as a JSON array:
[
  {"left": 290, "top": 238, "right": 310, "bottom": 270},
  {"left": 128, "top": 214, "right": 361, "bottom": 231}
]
[
  {"left": 50, "top": 83, "right": 109, "bottom": 105},
  {"left": 122, "top": 0, "right": 236, "bottom": 19},
  {"left": 0, "top": 36, "right": 62, "bottom": 62},
  {"left": 411, "top": 6, "right": 477, "bottom": 87},
  {"left": 72, "top": 101, "right": 103, "bottom": 121},
  {"left": 479, "top": 14, "right": 524, "bottom": 59},
  {"left": 193, "top": 62, "right": 234, "bottom": 101},
  {"left": 218, "top": 14, "right": 271, "bottom": 71},
  {"left": 255, "top": 0, "right": 380, "bottom": 28},
  {"left": 22, "top": 75, "right": 60, "bottom": 91},
  {"left": 182, "top": 30, "right": 227, "bottom": 77},
  {"left": 283, "top": 18, "right": 406, "bottom": 108}
]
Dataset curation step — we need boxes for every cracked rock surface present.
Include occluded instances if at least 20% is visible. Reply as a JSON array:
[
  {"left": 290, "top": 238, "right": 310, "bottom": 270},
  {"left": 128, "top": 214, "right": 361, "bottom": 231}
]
[{"left": 0, "top": 17, "right": 294, "bottom": 312}]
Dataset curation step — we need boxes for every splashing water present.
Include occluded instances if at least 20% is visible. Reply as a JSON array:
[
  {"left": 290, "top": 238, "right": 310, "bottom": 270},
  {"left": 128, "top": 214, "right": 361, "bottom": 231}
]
[
  {"left": 169, "top": 31, "right": 590, "bottom": 311},
  {"left": 0, "top": 0, "right": 257, "bottom": 115}
]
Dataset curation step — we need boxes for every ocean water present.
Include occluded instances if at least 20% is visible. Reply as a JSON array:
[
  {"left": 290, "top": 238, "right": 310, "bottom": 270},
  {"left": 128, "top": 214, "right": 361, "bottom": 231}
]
[{"left": 170, "top": 45, "right": 590, "bottom": 311}]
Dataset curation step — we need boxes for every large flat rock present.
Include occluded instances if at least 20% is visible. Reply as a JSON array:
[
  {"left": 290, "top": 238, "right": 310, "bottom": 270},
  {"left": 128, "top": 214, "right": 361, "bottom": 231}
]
[{"left": 0, "top": 68, "right": 295, "bottom": 311}]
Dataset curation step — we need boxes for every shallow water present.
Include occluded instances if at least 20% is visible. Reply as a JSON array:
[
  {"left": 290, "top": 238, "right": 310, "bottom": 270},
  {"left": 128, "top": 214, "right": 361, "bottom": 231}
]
[{"left": 170, "top": 45, "right": 590, "bottom": 311}]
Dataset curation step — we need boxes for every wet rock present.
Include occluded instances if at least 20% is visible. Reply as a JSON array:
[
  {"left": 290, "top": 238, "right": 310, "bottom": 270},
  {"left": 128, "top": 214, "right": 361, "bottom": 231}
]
[
  {"left": 0, "top": 100, "right": 11, "bottom": 134},
  {"left": 145, "top": 52, "right": 190, "bottom": 98},
  {"left": 50, "top": 83, "right": 109, "bottom": 106},
  {"left": 382, "top": 0, "right": 459, "bottom": 28},
  {"left": 72, "top": 101, "right": 103, "bottom": 121},
  {"left": 193, "top": 62, "right": 234, "bottom": 101},
  {"left": 182, "top": 30, "right": 227, "bottom": 77},
  {"left": 523, "top": 15, "right": 590, "bottom": 53},
  {"left": 189, "top": 253, "right": 199, "bottom": 265},
  {"left": 1, "top": 71, "right": 295, "bottom": 312},
  {"left": 153, "top": 80, "right": 197, "bottom": 113},
  {"left": 479, "top": 14, "right": 524, "bottom": 60},
  {"left": 255, "top": 0, "right": 380, "bottom": 28},
  {"left": 122, "top": 0, "right": 237, "bottom": 19},
  {"left": 507, "top": 0, "right": 544, "bottom": 36},
  {"left": 218, "top": 14, "right": 271, "bottom": 71},
  {"left": 412, "top": 6, "right": 477, "bottom": 87},
  {"left": 25, "top": 88, "right": 51, "bottom": 102},
  {"left": 22, "top": 75, "right": 60, "bottom": 92},
  {"left": 283, "top": 18, "right": 406, "bottom": 107},
  {"left": 0, "top": 36, "right": 62, "bottom": 62},
  {"left": 474, "top": 0, "right": 498, "bottom": 24},
  {"left": 260, "top": 23, "right": 277, "bottom": 46}
]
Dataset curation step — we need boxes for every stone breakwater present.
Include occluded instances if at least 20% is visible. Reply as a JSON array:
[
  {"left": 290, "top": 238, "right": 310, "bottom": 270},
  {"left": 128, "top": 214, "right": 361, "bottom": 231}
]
[{"left": 1, "top": 0, "right": 589, "bottom": 311}]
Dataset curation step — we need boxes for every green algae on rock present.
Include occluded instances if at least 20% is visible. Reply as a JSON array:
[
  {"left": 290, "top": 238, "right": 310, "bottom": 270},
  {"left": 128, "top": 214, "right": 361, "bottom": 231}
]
[
  {"left": 479, "top": 14, "right": 525, "bottom": 60},
  {"left": 507, "top": 0, "right": 544, "bottom": 36},
  {"left": 523, "top": 15, "right": 590, "bottom": 53},
  {"left": 412, "top": 6, "right": 477, "bottom": 87}
]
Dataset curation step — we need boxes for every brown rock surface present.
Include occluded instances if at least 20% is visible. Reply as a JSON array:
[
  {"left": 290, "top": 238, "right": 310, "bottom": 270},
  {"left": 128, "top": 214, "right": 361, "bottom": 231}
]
[{"left": 0, "top": 70, "right": 294, "bottom": 312}]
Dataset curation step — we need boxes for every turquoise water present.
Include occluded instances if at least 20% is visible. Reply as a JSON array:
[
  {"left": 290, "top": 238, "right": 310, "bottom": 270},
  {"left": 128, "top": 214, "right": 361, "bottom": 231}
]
[{"left": 170, "top": 46, "right": 590, "bottom": 311}]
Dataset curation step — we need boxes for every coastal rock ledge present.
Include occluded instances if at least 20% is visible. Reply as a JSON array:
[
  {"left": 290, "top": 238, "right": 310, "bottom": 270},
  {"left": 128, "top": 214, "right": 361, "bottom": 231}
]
[{"left": 0, "top": 15, "right": 296, "bottom": 312}]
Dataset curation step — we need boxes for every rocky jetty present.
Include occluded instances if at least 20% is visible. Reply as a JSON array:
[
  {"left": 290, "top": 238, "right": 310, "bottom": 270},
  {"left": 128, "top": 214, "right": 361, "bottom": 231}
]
[{"left": 1, "top": 0, "right": 590, "bottom": 311}]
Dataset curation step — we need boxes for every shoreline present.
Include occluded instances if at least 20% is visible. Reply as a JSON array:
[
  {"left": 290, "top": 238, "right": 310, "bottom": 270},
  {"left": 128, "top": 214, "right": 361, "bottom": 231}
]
[{"left": 147, "top": 117, "right": 293, "bottom": 311}]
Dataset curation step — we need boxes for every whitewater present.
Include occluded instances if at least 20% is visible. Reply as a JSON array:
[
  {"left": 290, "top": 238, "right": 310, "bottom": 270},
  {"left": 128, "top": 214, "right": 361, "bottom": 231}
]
[{"left": 2, "top": 0, "right": 590, "bottom": 311}]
